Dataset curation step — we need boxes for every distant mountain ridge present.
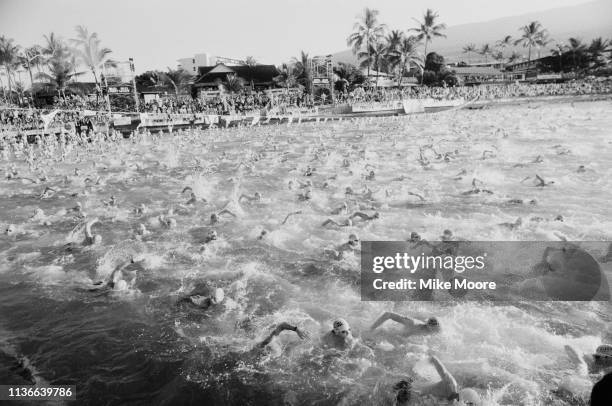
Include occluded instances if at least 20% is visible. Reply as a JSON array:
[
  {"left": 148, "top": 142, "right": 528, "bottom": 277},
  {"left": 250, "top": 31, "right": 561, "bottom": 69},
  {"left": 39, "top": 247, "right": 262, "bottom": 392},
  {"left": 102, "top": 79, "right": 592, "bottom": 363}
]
[{"left": 331, "top": 0, "right": 612, "bottom": 66}]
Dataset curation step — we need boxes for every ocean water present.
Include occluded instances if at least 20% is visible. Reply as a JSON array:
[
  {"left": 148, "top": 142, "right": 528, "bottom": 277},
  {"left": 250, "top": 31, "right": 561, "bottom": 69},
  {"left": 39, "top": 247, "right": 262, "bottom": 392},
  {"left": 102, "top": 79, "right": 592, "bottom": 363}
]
[{"left": 1, "top": 100, "right": 611, "bottom": 405}]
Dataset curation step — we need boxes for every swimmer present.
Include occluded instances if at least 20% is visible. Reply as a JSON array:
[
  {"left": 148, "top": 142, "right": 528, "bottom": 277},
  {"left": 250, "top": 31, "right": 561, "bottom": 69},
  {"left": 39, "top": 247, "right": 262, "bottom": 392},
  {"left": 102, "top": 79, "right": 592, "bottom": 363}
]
[
  {"left": 322, "top": 218, "right": 353, "bottom": 228},
  {"left": 462, "top": 178, "right": 493, "bottom": 195},
  {"left": 440, "top": 229, "right": 454, "bottom": 242},
  {"left": 565, "top": 344, "right": 612, "bottom": 375},
  {"left": 256, "top": 322, "right": 310, "bottom": 349},
  {"left": 392, "top": 355, "right": 482, "bottom": 406},
  {"left": 88, "top": 259, "right": 134, "bottom": 292},
  {"left": 281, "top": 211, "right": 302, "bottom": 225},
  {"left": 135, "top": 223, "right": 150, "bottom": 237},
  {"left": 407, "top": 191, "right": 426, "bottom": 202},
  {"left": 204, "top": 230, "right": 218, "bottom": 243},
  {"left": 134, "top": 203, "right": 147, "bottom": 215},
  {"left": 535, "top": 174, "right": 554, "bottom": 187},
  {"left": 499, "top": 217, "right": 522, "bottom": 230},
  {"left": 321, "top": 318, "right": 356, "bottom": 350},
  {"left": 304, "top": 166, "right": 315, "bottom": 176},
  {"left": 325, "top": 233, "right": 360, "bottom": 260},
  {"left": 39, "top": 186, "right": 56, "bottom": 199},
  {"left": 238, "top": 192, "right": 262, "bottom": 203},
  {"left": 104, "top": 195, "right": 117, "bottom": 207},
  {"left": 4, "top": 224, "right": 16, "bottom": 236},
  {"left": 370, "top": 312, "right": 440, "bottom": 336},
  {"left": 298, "top": 188, "right": 312, "bottom": 201},
  {"left": 576, "top": 165, "right": 586, "bottom": 173},
  {"left": 209, "top": 209, "right": 237, "bottom": 225},
  {"left": 83, "top": 218, "right": 102, "bottom": 245},
  {"left": 365, "top": 170, "right": 375, "bottom": 181},
  {"left": 349, "top": 211, "right": 380, "bottom": 222},
  {"left": 506, "top": 198, "right": 537, "bottom": 205},
  {"left": 177, "top": 284, "right": 225, "bottom": 310},
  {"left": 331, "top": 202, "right": 349, "bottom": 215},
  {"left": 481, "top": 150, "right": 496, "bottom": 159},
  {"left": 30, "top": 208, "right": 45, "bottom": 221},
  {"left": 321, "top": 318, "right": 374, "bottom": 356},
  {"left": 158, "top": 215, "right": 177, "bottom": 229},
  {"left": 522, "top": 174, "right": 554, "bottom": 187},
  {"left": 185, "top": 192, "right": 204, "bottom": 205}
]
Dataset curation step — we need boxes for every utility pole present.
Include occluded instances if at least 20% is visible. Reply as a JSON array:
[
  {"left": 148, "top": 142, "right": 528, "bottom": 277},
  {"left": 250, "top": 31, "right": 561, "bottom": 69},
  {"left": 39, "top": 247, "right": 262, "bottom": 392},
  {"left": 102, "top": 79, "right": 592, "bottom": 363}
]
[{"left": 129, "top": 58, "right": 140, "bottom": 112}]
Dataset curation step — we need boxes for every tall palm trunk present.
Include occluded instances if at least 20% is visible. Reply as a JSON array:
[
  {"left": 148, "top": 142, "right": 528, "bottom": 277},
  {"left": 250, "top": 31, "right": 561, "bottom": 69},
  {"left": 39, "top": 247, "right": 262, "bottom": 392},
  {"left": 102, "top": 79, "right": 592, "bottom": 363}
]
[
  {"left": 421, "top": 39, "right": 429, "bottom": 85},
  {"left": 27, "top": 66, "right": 34, "bottom": 88},
  {"left": 5, "top": 66, "right": 13, "bottom": 102},
  {"left": 367, "top": 33, "right": 371, "bottom": 86},
  {"left": 91, "top": 68, "right": 99, "bottom": 103}
]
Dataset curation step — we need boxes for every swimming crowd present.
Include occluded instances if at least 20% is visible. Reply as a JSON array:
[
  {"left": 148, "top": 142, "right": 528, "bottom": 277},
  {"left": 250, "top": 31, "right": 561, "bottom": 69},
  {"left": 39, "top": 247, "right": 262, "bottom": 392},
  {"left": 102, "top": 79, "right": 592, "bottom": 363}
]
[{"left": 1, "top": 95, "right": 611, "bottom": 405}]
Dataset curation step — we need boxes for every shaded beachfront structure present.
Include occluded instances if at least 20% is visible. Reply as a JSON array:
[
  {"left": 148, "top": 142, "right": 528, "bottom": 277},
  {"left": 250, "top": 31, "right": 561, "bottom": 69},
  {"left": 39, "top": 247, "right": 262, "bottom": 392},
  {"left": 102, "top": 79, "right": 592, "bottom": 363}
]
[{"left": 192, "top": 63, "right": 279, "bottom": 93}]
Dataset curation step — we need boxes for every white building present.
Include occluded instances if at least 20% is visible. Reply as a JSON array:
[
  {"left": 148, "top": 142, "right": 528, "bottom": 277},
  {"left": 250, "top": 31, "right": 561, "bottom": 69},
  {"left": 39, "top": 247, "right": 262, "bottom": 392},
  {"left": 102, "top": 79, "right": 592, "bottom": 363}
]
[{"left": 177, "top": 53, "right": 217, "bottom": 74}]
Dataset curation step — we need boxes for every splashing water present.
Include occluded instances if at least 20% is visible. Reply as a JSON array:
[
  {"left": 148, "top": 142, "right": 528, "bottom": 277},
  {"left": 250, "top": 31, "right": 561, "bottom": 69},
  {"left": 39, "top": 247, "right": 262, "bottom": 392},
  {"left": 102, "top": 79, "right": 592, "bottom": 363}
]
[{"left": 0, "top": 100, "right": 611, "bottom": 404}]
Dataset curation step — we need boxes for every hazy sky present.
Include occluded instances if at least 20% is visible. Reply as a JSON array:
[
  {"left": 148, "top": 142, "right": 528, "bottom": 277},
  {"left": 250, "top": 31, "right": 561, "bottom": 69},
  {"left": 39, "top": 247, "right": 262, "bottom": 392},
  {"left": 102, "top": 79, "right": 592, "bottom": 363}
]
[{"left": 0, "top": 0, "right": 594, "bottom": 72}]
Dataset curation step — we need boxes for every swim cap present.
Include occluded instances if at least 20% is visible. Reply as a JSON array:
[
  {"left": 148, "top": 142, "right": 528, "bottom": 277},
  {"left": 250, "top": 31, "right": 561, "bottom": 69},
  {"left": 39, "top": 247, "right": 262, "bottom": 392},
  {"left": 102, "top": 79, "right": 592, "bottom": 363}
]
[
  {"left": 595, "top": 344, "right": 612, "bottom": 358},
  {"left": 459, "top": 388, "right": 481, "bottom": 406},
  {"left": 426, "top": 317, "right": 440, "bottom": 328},
  {"left": 213, "top": 287, "right": 224, "bottom": 304},
  {"left": 332, "top": 318, "right": 350, "bottom": 334}
]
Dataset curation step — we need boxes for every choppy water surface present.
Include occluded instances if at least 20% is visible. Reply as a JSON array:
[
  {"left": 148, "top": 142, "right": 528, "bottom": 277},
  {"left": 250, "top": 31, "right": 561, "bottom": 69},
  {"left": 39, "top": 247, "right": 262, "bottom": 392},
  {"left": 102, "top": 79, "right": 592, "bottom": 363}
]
[{"left": 1, "top": 100, "right": 611, "bottom": 405}]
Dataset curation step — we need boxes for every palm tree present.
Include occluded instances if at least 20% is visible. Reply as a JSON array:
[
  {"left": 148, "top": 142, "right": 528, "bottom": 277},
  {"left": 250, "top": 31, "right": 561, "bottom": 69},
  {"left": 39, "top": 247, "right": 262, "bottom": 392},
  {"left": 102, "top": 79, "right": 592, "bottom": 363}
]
[
  {"left": 550, "top": 42, "right": 567, "bottom": 72},
  {"left": 333, "top": 62, "right": 365, "bottom": 89},
  {"left": 386, "top": 30, "right": 404, "bottom": 53},
  {"left": 36, "top": 54, "right": 81, "bottom": 98},
  {"left": 220, "top": 73, "right": 244, "bottom": 94},
  {"left": 496, "top": 35, "right": 513, "bottom": 49},
  {"left": 567, "top": 37, "right": 587, "bottom": 73},
  {"left": 358, "top": 41, "right": 387, "bottom": 88},
  {"left": 384, "top": 30, "right": 405, "bottom": 81},
  {"left": 388, "top": 35, "right": 422, "bottom": 87},
  {"left": 292, "top": 51, "right": 313, "bottom": 94},
  {"left": 42, "top": 32, "right": 68, "bottom": 59},
  {"left": 244, "top": 56, "right": 257, "bottom": 89},
  {"left": 347, "top": 7, "right": 386, "bottom": 80},
  {"left": 588, "top": 37, "right": 610, "bottom": 69},
  {"left": 462, "top": 43, "right": 476, "bottom": 64},
  {"left": 409, "top": 9, "right": 446, "bottom": 84},
  {"left": 20, "top": 45, "right": 44, "bottom": 88},
  {"left": 507, "top": 51, "right": 522, "bottom": 64},
  {"left": 0, "top": 36, "right": 21, "bottom": 102},
  {"left": 479, "top": 44, "right": 492, "bottom": 63},
  {"left": 274, "top": 63, "right": 299, "bottom": 89},
  {"left": 70, "top": 25, "right": 115, "bottom": 89},
  {"left": 514, "top": 21, "right": 547, "bottom": 69},
  {"left": 160, "top": 67, "right": 193, "bottom": 95}
]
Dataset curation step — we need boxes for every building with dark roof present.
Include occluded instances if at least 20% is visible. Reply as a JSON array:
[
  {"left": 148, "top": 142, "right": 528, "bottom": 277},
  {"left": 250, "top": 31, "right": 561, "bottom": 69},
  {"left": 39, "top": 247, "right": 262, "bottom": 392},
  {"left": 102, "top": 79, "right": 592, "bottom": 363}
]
[
  {"left": 451, "top": 66, "right": 505, "bottom": 84},
  {"left": 193, "top": 63, "right": 279, "bottom": 91}
]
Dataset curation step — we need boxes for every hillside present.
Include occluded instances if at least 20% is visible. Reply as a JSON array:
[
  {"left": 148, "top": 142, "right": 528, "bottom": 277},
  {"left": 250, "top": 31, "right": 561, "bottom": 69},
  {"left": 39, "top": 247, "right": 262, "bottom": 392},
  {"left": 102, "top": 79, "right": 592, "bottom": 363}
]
[{"left": 331, "top": 0, "right": 612, "bottom": 65}]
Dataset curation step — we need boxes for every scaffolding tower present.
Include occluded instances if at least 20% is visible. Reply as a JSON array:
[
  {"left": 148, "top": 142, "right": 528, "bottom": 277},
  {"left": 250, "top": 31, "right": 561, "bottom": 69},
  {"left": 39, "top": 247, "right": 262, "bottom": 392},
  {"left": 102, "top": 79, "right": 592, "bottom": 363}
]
[{"left": 309, "top": 55, "right": 334, "bottom": 102}]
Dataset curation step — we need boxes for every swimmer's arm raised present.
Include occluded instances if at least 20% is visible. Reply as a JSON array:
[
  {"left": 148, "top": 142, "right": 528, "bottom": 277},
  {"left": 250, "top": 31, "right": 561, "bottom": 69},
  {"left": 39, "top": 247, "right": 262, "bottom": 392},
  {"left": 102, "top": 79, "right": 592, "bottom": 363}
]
[
  {"left": 349, "top": 212, "right": 369, "bottom": 220},
  {"left": 429, "top": 355, "right": 459, "bottom": 394},
  {"left": 217, "top": 209, "right": 237, "bottom": 218},
  {"left": 370, "top": 312, "right": 417, "bottom": 331},
  {"left": 256, "top": 322, "right": 308, "bottom": 348}
]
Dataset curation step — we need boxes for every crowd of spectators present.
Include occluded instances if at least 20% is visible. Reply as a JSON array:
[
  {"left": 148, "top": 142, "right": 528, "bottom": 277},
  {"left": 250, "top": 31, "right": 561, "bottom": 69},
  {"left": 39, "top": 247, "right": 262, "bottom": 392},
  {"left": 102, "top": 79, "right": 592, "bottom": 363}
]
[
  {"left": 1, "top": 78, "right": 611, "bottom": 136},
  {"left": 142, "top": 90, "right": 316, "bottom": 116}
]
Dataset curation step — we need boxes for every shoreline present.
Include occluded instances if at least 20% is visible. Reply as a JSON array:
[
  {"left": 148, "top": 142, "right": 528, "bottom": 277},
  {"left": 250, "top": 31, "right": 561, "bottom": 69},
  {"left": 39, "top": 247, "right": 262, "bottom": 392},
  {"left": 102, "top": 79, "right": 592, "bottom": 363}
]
[{"left": 468, "top": 93, "right": 612, "bottom": 109}]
